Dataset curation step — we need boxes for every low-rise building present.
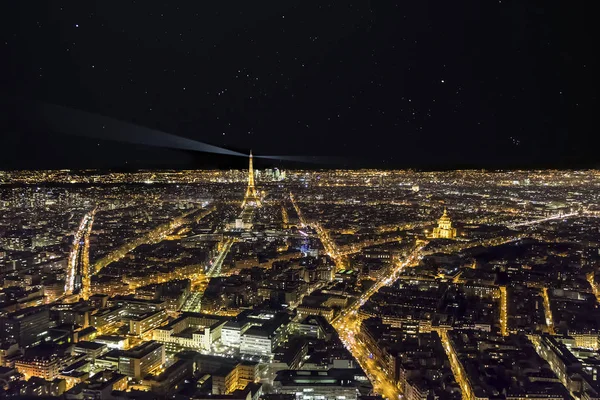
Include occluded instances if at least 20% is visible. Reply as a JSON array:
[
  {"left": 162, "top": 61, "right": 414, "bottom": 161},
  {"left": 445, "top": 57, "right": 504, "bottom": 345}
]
[
  {"left": 141, "top": 359, "right": 194, "bottom": 394},
  {"left": 0, "top": 305, "right": 50, "bottom": 347},
  {"left": 80, "top": 371, "right": 128, "bottom": 399},
  {"left": 18, "top": 376, "right": 66, "bottom": 397},
  {"left": 296, "top": 305, "right": 334, "bottom": 321},
  {"left": 118, "top": 341, "right": 165, "bottom": 379},
  {"left": 240, "top": 313, "right": 289, "bottom": 359},
  {"left": 272, "top": 369, "right": 371, "bottom": 400},
  {"left": 73, "top": 341, "right": 107, "bottom": 359},
  {"left": 90, "top": 306, "right": 124, "bottom": 331},
  {"left": 152, "top": 313, "right": 226, "bottom": 352},
  {"left": 222, "top": 319, "right": 252, "bottom": 348},
  {"left": 94, "top": 335, "right": 129, "bottom": 350},
  {"left": 0, "top": 342, "right": 19, "bottom": 367},
  {"left": 129, "top": 309, "right": 168, "bottom": 336},
  {"left": 15, "top": 343, "right": 74, "bottom": 381}
]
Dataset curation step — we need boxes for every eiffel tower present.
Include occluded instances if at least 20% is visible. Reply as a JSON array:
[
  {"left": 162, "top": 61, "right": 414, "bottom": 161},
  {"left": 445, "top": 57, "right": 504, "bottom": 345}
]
[{"left": 241, "top": 151, "right": 261, "bottom": 208}]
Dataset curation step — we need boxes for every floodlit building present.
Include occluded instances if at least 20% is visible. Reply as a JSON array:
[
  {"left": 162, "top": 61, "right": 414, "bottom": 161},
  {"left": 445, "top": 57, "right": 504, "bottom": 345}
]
[
  {"left": 222, "top": 319, "right": 252, "bottom": 348},
  {"left": 296, "top": 305, "right": 334, "bottom": 322},
  {"left": 152, "top": 313, "right": 226, "bottom": 352},
  {"left": 15, "top": 344, "right": 74, "bottom": 381},
  {"left": 94, "top": 335, "right": 129, "bottom": 350},
  {"left": 431, "top": 208, "right": 457, "bottom": 239}
]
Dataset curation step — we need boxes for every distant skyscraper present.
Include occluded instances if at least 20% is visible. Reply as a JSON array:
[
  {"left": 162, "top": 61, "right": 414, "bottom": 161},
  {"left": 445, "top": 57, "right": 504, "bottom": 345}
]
[{"left": 431, "top": 208, "right": 456, "bottom": 239}]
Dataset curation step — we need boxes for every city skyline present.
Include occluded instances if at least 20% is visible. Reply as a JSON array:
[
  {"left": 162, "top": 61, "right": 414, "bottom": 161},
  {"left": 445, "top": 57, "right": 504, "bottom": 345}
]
[
  {"left": 1, "top": 2, "right": 596, "bottom": 399},
  {"left": 1, "top": 162, "right": 600, "bottom": 399}
]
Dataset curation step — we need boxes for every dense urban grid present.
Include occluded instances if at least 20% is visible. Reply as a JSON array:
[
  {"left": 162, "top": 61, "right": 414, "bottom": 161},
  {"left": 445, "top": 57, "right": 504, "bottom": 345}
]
[{"left": 1, "top": 158, "right": 599, "bottom": 400}]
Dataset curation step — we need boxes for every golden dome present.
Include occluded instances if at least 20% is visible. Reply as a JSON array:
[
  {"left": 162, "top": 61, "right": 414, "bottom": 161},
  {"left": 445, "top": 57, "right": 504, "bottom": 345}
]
[{"left": 438, "top": 207, "right": 451, "bottom": 221}]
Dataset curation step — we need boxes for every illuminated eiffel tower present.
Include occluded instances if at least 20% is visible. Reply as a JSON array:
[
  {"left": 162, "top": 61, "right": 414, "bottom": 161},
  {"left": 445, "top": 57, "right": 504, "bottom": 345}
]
[{"left": 241, "top": 150, "right": 261, "bottom": 208}]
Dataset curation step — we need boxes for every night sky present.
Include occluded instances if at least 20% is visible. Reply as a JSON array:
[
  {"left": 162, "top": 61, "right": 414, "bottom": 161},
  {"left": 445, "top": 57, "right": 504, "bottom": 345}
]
[{"left": 1, "top": 1, "right": 594, "bottom": 170}]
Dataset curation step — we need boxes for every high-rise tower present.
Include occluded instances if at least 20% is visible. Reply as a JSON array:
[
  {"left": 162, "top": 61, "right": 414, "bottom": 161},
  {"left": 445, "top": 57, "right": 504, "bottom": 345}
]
[{"left": 241, "top": 151, "right": 261, "bottom": 208}]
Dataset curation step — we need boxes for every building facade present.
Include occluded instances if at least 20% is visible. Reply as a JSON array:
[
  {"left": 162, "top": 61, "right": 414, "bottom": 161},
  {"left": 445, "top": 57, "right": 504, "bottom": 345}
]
[{"left": 431, "top": 208, "right": 457, "bottom": 239}]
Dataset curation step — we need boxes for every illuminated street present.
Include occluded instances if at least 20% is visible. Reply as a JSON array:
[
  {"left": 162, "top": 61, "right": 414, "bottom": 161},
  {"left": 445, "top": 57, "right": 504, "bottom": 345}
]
[
  {"left": 206, "top": 237, "right": 235, "bottom": 277},
  {"left": 291, "top": 192, "right": 347, "bottom": 269},
  {"left": 499, "top": 286, "right": 508, "bottom": 336},
  {"left": 541, "top": 287, "right": 556, "bottom": 334},
  {"left": 439, "top": 329, "right": 472, "bottom": 400},
  {"left": 587, "top": 272, "right": 600, "bottom": 303},
  {"left": 65, "top": 209, "right": 96, "bottom": 297},
  {"left": 507, "top": 211, "right": 580, "bottom": 228},
  {"left": 331, "top": 243, "right": 426, "bottom": 398},
  {"left": 181, "top": 291, "right": 204, "bottom": 313}
]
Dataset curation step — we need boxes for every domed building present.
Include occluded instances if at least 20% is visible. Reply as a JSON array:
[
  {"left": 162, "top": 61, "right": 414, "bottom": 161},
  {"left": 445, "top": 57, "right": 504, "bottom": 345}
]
[{"left": 431, "top": 208, "right": 456, "bottom": 239}]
